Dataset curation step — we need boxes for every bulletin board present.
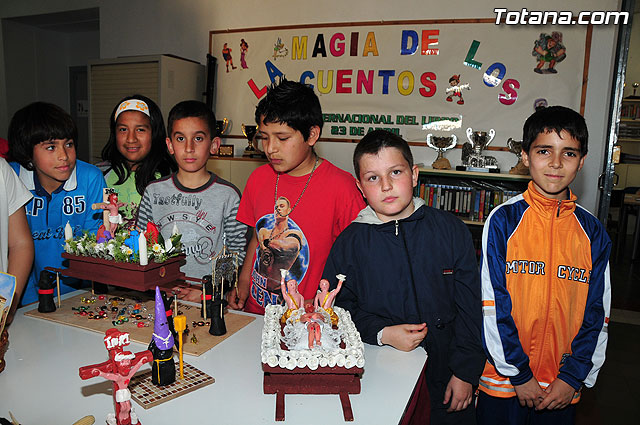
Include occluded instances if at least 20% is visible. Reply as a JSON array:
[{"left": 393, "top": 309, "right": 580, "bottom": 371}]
[{"left": 209, "top": 19, "right": 591, "bottom": 148}]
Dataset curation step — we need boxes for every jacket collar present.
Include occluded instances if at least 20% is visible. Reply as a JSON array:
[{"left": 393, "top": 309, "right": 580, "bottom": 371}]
[
  {"left": 354, "top": 197, "right": 426, "bottom": 225},
  {"left": 523, "top": 181, "right": 577, "bottom": 218},
  {"left": 18, "top": 163, "right": 78, "bottom": 192}
]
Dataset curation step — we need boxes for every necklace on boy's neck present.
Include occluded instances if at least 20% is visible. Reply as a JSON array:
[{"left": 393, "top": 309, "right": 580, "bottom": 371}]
[{"left": 273, "top": 155, "right": 319, "bottom": 218}]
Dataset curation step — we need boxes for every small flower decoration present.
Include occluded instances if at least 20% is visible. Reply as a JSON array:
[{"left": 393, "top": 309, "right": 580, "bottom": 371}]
[{"left": 64, "top": 221, "right": 182, "bottom": 264}]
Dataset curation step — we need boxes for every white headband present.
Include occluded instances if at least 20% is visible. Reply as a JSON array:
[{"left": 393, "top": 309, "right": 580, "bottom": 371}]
[
  {"left": 114, "top": 352, "right": 135, "bottom": 361},
  {"left": 115, "top": 99, "right": 150, "bottom": 120}
]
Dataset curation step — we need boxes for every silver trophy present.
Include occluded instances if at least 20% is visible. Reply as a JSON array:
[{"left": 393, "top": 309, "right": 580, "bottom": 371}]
[
  {"left": 507, "top": 138, "right": 529, "bottom": 175},
  {"left": 426, "top": 134, "right": 457, "bottom": 170},
  {"left": 462, "top": 128, "right": 498, "bottom": 170}
]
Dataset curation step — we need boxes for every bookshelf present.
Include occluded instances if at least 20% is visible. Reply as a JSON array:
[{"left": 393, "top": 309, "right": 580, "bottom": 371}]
[
  {"left": 417, "top": 167, "right": 531, "bottom": 226},
  {"left": 417, "top": 167, "right": 530, "bottom": 258}
]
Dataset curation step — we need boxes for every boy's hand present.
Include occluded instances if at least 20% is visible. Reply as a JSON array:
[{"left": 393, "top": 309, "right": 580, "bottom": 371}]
[
  {"left": 228, "top": 228, "right": 255, "bottom": 311},
  {"left": 172, "top": 285, "right": 203, "bottom": 303},
  {"left": 443, "top": 374, "right": 473, "bottom": 412},
  {"left": 380, "top": 323, "right": 427, "bottom": 352},
  {"left": 536, "top": 378, "right": 575, "bottom": 410},
  {"left": 514, "top": 377, "right": 545, "bottom": 408},
  {"left": 227, "top": 277, "right": 249, "bottom": 310}
]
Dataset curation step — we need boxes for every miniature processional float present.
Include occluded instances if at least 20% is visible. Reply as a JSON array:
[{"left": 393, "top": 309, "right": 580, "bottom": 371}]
[
  {"left": 261, "top": 271, "right": 365, "bottom": 421},
  {"left": 47, "top": 188, "right": 238, "bottom": 423},
  {"left": 77, "top": 284, "right": 220, "bottom": 425}
]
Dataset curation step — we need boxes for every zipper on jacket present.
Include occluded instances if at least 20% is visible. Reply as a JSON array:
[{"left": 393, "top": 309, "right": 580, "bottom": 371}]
[
  {"left": 397, "top": 219, "right": 424, "bottom": 326},
  {"left": 536, "top": 201, "right": 557, "bottom": 379}
]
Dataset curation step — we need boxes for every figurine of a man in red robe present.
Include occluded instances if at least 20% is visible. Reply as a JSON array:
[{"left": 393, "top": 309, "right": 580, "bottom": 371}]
[{"left": 79, "top": 328, "right": 153, "bottom": 425}]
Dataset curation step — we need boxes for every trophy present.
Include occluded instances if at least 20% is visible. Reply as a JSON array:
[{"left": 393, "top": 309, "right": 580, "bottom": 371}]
[
  {"left": 507, "top": 138, "right": 529, "bottom": 175},
  {"left": 216, "top": 118, "right": 229, "bottom": 137},
  {"left": 241, "top": 124, "right": 266, "bottom": 158},
  {"left": 462, "top": 128, "right": 498, "bottom": 170},
  {"left": 426, "top": 134, "right": 457, "bottom": 170}
]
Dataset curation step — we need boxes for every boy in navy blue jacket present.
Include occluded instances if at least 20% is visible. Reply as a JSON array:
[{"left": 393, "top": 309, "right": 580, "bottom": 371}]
[{"left": 323, "top": 130, "right": 484, "bottom": 424}]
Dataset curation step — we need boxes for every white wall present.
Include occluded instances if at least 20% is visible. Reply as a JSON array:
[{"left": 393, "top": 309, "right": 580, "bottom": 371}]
[
  {"left": 96, "top": 0, "right": 623, "bottom": 213},
  {"left": 624, "top": 10, "right": 640, "bottom": 97},
  {"left": 2, "top": 20, "right": 39, "bottom": 117},
  {"left": 2, "top": 21, "right": 99, "bottom": 127},
  {"left": 0, "top": 0, "right": 99, "bottom": 135},
  {"left": 0, "top": 0, "right": 625, "bottom": 213}
]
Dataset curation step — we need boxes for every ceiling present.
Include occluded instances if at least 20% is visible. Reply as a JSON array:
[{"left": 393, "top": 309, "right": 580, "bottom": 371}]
[{"left": 5, "top": 7, "right": 99, "bottom": 33}]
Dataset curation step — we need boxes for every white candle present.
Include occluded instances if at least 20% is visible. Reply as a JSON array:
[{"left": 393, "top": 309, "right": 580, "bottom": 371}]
[
  {"left": 64, "top": 221, "right": 73, "bottom": 241},
  {"left": 138, "top": 232, "right": 148, "bottom": 266}
]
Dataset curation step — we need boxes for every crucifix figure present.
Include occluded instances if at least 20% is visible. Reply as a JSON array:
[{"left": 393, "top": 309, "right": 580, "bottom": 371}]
[{"left": 79, "top": 328, "right": 153, "bottom": 425}]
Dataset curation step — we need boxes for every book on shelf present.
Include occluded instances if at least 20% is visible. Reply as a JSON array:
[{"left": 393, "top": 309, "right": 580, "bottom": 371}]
[
  {"left": 416, "top": 175, "right": 526, "bottom": 223},
  {"left": 622, "top": 102, "right": 640, "bottom": 120}
]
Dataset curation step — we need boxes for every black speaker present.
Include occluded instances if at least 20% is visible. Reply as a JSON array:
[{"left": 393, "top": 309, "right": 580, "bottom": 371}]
[{"left": 205, "top": 53, "right": 217, "bottom": 111}]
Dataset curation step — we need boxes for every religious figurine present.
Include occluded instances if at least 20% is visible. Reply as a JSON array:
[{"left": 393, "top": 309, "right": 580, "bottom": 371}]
[
  {"left": 507, "top": 138, "right": 529, "bottom": 175},
  {"left": 79, "top": 328, "right": 153, "bottom": 425},
  {"left": 148, "top": 287, "right": 176, "bottom": 386},
  {"left": 300, "top": 302, "right": 326, "bottom": 349},
  {"left": 160, "top": 290, "right": 178, "bottom": 349},
  {"left": 37, "top": 270, "right": 57, "bottom": 313},
  {"left": 280, "top": 269, "right": 304, "bottom": 324},
  {"left": 96, "top": 225, "right": 110, "bottom": 243},
  {"left": 314, "top": 274, "right": 345, "bottom": 326},
  {"left": 92, "top": 191, "right": 125, "bottom": 236}
]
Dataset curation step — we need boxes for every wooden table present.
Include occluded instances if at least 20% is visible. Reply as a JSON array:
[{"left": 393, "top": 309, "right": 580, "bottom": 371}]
[{"left": 0, "top": 292, "right": 426, "bottom": 424}]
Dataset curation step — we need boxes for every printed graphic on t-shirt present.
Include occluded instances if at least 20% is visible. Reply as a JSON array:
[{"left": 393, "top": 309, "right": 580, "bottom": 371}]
[
  {"left": 156, "top": 209, "right": 217, "bottom": 266},
  {"left": 251, "top": 201, "right": 310, "bottom": 308},
  {"left": 28, "top": 195, "right": 87, "bottom": 217}
]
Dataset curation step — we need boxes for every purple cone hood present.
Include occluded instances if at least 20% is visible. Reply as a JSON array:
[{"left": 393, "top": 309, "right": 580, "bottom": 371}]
[{"left": 152, "top": 286, "right": 174, "bottom": 349}]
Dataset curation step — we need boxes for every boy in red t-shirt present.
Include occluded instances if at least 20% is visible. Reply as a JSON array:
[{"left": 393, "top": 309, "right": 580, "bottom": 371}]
[{"left": 228, "top": 79, "right": 364, "bottom": 314}]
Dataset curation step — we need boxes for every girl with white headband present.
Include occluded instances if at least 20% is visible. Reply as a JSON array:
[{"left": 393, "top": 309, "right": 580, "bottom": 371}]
[{"left": 100, "top": 94, "right": 176, "bottom": 221}]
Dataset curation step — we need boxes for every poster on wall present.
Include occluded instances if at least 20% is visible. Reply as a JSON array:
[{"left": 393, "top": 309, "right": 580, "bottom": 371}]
[{"left": 209, "top": 20, "right": 589, "bottom": 148}]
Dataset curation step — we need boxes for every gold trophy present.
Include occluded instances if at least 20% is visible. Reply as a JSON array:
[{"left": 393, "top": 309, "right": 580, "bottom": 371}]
[
  {"left": 426, "top": 134, "right": 457, "bottom": 170},
  {"left": 241, "top": 124, "right": 266, "bottom": 158},
  {"left": 216, "top": 118, "right": 229, "bottom": 137},
  {"left": 214, "top": 118, "right": 235, "bottom": 157},
  {"left": 507, "top": 138, "right": 529, "bottom": 175}
]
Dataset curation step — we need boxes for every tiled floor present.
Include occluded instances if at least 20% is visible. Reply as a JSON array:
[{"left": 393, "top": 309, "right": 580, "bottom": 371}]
[{"left": 575, "top": 234, "right": 640, "bottom": 424}]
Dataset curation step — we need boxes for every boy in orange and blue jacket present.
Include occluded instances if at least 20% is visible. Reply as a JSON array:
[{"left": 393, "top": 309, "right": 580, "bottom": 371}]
[{"left": 477, "top": 106, "right": 611, "bottom": 425}]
